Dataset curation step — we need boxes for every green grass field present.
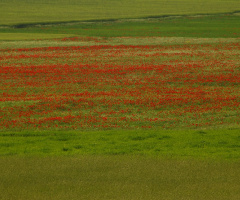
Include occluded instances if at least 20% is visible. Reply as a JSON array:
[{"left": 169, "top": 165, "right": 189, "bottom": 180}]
[
  {"left": 1, "top": 0, "right": 240, "bottom": 25},
  {"left": 1, "top": 1, "right": 240, "bottom": 199},
  {"left": 1, "top": 15, "right": 240, "bottom": 41},
  {"left": 1, "top": 0, "right": 240, "bottom": 41},
  {"left": 1, "top": 129, "right": 240, "bottom": 159}
]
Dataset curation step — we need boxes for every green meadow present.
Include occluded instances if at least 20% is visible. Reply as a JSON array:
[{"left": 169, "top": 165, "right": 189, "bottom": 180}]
[
  {"left": 0, "top": 128, "right": 240, "bottom": 199},
  {"left": 1, "top": 15, "right": 240, "bottom": 41},
  {"left": 1, "top": 129, "right": 240, "bottom": 159},
  {"left": 1, "top": 0, "right": 240, "bottom": 25},
  {"left": 1, "top": 0, "right": 240, "bottom": 199}
]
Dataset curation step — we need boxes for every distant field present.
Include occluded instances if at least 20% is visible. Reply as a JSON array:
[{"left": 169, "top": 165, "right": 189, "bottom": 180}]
[
  {"left": 1, "top": 15, "right": 240, "bottom": 40},
  {"left": 0, "top": 33, "right": 76, "bottom": 41},
  {"left": 0, "top": 0, "right": 240, "bottom": 25}
]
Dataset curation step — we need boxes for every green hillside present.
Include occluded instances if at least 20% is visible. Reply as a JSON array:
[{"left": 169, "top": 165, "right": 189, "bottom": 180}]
[
  {"left": 1, "top": 15, "right": 239, "bottom": 41},
  {"left": 0, "top": 0, "right": 240, "bottom": 25}
]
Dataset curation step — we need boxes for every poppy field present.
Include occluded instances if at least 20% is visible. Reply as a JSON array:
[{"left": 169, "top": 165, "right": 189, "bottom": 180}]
[
  {"left": 1, "top": 3, "right": 240, "bottom": 198},
  {"left": 0, "top": 40, "right": 239, "bottom": 131}
]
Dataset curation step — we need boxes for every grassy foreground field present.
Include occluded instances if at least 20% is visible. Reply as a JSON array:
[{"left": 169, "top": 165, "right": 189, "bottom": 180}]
[{"left": 0, "top": 156, "right": 240, "bottom": 200}]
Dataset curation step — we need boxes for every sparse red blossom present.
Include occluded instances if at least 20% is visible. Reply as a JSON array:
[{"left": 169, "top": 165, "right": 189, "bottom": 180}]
[{"left": 0, "top": 42, "right": 239, "bottom": 130}]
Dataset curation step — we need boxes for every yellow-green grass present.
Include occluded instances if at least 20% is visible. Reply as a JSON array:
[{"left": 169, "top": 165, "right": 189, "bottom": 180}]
[
  {"left": 0, "top": 33, "right": 76, "bottom": 41},
  {"left": 0, "top": 156, "right": 240, "bottom": 200},
  {"left": 1, "top": 36, "right": 239, "bottom": 48},
  {"left": 0, "top": 36, "right": 239, "bottom": 49},
  {"left": 1, "top": 129, "right": 240, "bottom": 160},
  {"left": 1, "top": 0, "right": 240, "bottom": 25}
]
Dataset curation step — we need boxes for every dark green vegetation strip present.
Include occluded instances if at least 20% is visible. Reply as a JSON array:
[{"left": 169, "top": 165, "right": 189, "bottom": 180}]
[
  {"left": 1, "top": 0, "right": 240, "bottom": 25},
  {"left": 1, "top": 15, "right": 240, "bottom": 39},
  {"left": 0, "top": 156, "right": 240, "bottom": 200},
  {"left": 0, "top": 129, "right": 239, "bottom": 159}
]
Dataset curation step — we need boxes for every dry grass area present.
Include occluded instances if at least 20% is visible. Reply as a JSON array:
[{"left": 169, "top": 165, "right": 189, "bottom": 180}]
[{"left": 0, "top": 156, "right": 240, "bottom": 200}]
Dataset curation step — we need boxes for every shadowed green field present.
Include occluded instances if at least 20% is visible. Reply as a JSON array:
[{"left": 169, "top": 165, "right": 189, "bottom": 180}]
[
  {"left": 1, "top": 0, "right": 240, "bottom": 25},
  {"left": 0, "top": 33, "right": 75, "bottom": 40},
  {"left": 1, "top": 15, "right": 240, "bottom": 40}
]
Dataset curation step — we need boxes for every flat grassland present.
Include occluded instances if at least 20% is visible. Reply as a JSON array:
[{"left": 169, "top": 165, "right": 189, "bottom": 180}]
[
  {"left": 0, "top": 0, "right": 240, "bottom": 25},
  {"left": 0, "top": 1, "right": 240, "bottom": 199},
  {"left": 1, "top": 15, "right": 240, "bottom": 41},
  {"left": 0, "top": 156, "right": 240, "bottom": 200},
  {"left": 1, "top": 129, "right": 240, "bottom": 159}
]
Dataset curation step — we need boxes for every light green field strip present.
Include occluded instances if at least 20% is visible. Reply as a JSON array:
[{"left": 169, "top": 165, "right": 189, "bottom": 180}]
[
  {"left": 0, "top": 37, "right": 239, "bottom": 48},
  {"left": 0, "top": 33, "right": 76, "bottom": 41},
  {"left": 1, "top": 129, "right": 240, "bottom": 160},
  {"left": 0, "top": 0, "right": 240, "bottom": 25},
  {"left": 107, "top": 37, "right": 240, "bottom": 45}
]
